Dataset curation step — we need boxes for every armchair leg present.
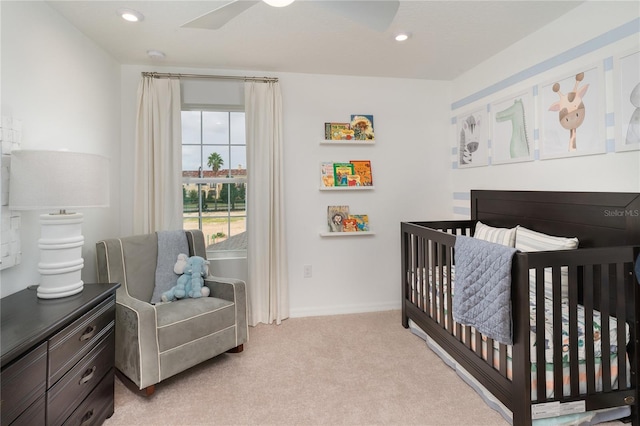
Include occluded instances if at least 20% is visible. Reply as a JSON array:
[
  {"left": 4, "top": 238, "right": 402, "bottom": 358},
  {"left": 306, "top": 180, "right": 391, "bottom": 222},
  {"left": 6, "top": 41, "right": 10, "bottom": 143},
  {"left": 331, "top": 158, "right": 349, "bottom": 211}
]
[
  {"left": 227, "top": 344, "right": 244, "bottom": 353},
  {"left": 115, "top": 369, "right": 156, "bottom": 396}
]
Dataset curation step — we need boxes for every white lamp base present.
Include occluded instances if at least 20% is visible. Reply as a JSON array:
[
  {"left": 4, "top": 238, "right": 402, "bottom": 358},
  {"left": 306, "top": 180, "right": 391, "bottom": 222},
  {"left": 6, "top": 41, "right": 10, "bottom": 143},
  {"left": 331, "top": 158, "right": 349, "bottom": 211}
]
[{"left": 37, "top": 212, "right": 84, "bottom": 299}]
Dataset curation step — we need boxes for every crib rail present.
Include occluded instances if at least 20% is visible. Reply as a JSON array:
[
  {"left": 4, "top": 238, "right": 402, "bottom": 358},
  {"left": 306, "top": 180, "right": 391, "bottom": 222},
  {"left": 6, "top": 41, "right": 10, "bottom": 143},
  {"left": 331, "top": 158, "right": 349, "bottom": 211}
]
[{"left": 401, "top": 220, "right": 640, "bottom": 425}]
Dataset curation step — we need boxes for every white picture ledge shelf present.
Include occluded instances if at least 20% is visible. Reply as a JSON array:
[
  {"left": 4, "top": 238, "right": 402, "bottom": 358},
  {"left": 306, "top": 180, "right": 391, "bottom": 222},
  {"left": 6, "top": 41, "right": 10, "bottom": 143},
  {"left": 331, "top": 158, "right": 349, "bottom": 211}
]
[
  {"left": 320, "top": 140, "right": 375, "bottom": 145},
  {"left": 319, "top": 186, "right": 375, "bottom": 191},
  {"left": 320, "top": 231, "right": 375, "bottom": 237}
]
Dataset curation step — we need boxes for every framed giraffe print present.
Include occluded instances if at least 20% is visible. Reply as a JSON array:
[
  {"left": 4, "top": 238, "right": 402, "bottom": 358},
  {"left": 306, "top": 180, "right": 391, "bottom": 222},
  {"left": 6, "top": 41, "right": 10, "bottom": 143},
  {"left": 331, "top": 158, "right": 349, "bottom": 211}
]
[
  {"left": 538, "top": 64, "right": 605, "bottom": 159},
  {"left": 489, "top": 88, "right": 535, "bottom": 164},
  {"left": 614, "top": 49, "right": 640, "bottom": 152},
  {"left": 455, "top": 107, "right": 489, "bottom": 168}
]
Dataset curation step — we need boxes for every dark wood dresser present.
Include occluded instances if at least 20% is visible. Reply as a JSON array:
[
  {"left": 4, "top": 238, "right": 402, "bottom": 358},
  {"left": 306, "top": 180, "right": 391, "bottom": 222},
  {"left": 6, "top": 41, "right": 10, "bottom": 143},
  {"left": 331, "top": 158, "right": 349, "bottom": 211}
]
[{"left": 1, "top": 283, "right": 119, "bottom": 426}]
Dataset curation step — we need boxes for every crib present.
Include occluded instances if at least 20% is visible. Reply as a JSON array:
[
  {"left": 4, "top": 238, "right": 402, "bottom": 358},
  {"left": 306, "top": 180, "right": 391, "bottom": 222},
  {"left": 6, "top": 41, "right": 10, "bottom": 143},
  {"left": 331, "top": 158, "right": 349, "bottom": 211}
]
[{"left": 401, "top": 190, "right": 640, "bottom": 425}]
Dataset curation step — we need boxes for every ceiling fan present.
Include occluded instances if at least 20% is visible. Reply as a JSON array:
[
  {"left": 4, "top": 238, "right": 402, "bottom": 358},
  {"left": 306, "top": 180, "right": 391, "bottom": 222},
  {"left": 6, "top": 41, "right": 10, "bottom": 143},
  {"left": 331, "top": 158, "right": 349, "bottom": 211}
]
[{"left": 181, "top": 0, "right": 400, "bottom": 32}]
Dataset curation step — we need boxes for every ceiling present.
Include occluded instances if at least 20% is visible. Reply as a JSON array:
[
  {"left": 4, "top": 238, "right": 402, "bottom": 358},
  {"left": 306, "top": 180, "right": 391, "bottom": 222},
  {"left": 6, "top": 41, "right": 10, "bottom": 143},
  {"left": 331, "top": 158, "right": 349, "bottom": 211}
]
[{"left": 47, "top": 0, "right": 585, "bottom": 80}]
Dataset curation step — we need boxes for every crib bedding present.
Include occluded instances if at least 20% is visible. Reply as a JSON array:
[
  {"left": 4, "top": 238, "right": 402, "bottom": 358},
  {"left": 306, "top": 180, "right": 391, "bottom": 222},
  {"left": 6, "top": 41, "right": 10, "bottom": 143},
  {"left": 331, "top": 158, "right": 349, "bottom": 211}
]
[
  {"left": 409, "top": 321, "right": 632, "bottom": 426},
  {"left": 410, "top": 268, "right": 630, "bottom": 400}
]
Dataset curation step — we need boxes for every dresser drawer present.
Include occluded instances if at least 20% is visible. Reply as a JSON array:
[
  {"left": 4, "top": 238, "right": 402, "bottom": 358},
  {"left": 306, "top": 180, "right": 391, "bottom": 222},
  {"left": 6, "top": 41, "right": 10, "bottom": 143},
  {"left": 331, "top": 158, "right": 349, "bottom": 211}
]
[
  {"left": 48, "top": 295, "right": 115, "bottom": 386},
  {"left": 0, "top": 342, "right": 47, "bottom": 425},
  {"left": 10, "top": 394, "right": 46, "bottom": 426},
  {"left": 47, "top": 329, "right": 115, "bottom": 426},
  {"left": 62, "top": 369, "right": 114, "bottom": 426}
]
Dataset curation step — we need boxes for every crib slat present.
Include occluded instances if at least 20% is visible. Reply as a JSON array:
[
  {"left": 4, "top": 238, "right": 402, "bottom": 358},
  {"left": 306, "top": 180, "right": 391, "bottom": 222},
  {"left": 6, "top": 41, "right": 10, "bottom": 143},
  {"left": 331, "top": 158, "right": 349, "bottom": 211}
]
[
  {"left": 600, "top": 265, "right": 611, "bottom": 393},
  {"left": 437, "top": 242, "right": 445, "bottom": 330},
  {"left": 568, "top": 264, "right": 580, "bottom": 396},
  {"left": 535, "top": 268, "right": 547, "bottom": 402},
  {"left": 615, "top": 262, "right": 627, "bottom": 390},
  {"left": 552, "top": 266, "right": 563, "bottom": 400},
  {"left": 499, "top": 344, "right": 507, "bottom": 378},
  {"left": 584, "top": 266, "right": 596, "bottom": 394},
  {"left": 446, "top": 247, "right": 454, "bottom": 334}
]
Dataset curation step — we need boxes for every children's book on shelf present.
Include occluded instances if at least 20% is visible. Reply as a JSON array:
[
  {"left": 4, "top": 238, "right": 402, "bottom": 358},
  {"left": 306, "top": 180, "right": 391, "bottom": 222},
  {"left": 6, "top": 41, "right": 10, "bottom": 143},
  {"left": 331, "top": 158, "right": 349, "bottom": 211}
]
[
  {"left": 350, "top": 115, "right": 374, "bottom": 140},
  {"left": 320, "top": 161, "right": 335, "bottom": 187},
  {"left": 333, "top": 162, "right": 354, "bottom": 186},
  {"left": 349, "top": 160, "right": 373, "bottom": 186},
  {"left": 347, "top": 174, "right": 361, "bottom": 186},
  {"left": 349, "top": 214, "right": 369, "bottom": 232},
  {"left": 324, "top": 123, "right": 354, "bottom": 140},
  {"left": 327, "top": 205, "right": 350, "bottom": 232},
  {"left": 342, "top": 218, "right": 358, "bottom": 232}
]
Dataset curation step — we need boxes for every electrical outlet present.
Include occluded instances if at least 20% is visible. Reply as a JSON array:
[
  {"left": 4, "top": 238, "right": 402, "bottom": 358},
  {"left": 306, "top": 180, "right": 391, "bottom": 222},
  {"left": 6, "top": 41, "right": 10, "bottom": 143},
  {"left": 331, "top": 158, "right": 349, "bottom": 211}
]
[{"left": 303, "top": 264, "right": 312, "bottom": 278}]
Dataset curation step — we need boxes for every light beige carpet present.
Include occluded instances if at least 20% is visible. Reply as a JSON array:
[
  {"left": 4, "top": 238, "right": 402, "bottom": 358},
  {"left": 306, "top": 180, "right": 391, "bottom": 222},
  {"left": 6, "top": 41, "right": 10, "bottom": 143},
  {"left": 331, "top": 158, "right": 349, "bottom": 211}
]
[{"left": 103, "top": 310, "right": 512, "bottom": 425}]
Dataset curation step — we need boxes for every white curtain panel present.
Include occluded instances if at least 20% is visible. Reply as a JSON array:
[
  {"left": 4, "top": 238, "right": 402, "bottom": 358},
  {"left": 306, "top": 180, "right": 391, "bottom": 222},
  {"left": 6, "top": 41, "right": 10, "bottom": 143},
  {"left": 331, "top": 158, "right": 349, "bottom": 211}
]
[
  {"left": 245, "top": 81, "right": 289, "bottom": 326},
  {"left": 134, "top": 77, "right": 183, "bottom": 234}
]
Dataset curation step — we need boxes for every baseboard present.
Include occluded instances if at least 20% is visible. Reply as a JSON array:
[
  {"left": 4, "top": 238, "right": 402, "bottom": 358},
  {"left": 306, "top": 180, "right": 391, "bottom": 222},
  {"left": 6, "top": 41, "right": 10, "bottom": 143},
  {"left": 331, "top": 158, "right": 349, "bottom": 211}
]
[{"left": 289, "top": 301, "right": 401, "bottom": 318}]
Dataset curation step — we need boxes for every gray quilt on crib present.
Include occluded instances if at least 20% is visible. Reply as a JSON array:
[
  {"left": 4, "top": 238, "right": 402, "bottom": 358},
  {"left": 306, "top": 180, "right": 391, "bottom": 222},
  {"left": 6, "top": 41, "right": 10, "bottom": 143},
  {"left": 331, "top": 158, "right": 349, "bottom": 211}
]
[{"left": 452, "top": 235, "right": 517, "bottom": 345}]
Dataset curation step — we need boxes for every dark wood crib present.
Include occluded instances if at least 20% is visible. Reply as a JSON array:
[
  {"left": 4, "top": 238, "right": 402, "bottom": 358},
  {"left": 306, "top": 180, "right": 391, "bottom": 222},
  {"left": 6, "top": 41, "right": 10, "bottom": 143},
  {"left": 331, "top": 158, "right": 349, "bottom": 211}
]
[{"left": 401, "top": 190, "right": 640, "bottom": 425}]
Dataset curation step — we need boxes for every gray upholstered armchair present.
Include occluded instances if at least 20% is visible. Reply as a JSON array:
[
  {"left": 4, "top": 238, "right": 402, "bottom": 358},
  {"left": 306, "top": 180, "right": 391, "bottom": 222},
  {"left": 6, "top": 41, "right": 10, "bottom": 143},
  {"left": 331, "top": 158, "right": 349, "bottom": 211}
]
[{"left": 95, "top": 229, "right": 248, "bottom": 395}]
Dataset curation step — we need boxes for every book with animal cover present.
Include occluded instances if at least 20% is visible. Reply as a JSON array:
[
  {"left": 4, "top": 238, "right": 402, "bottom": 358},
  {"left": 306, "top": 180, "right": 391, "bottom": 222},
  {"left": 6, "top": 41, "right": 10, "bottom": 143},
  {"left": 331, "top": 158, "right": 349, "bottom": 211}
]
[
  {"left": 349, "top": 214, "right": 369, "bottom": 232},
  {"left": 320, "top": 161, "right": 334, "bottom": 187},
  {"left": 326, "top": 123, "right": 354, "bottom": 140},
  {"left": 342, "top": 218, "right": 358, "bottom": 232},
  {"left": 349, "top": 160, "right": 373, "bottom": 186},
  {"left": 346, "top": 175, "right": 361, "bottom": 186},
  {"left": 327, "top": 205, "right": 350, "bottom": 232},
  {"left": 350, "top": 115, "right": 375, "bottom": 140},
  {"left": 333, "top": 162, "right": 354, "bottom": 186}
]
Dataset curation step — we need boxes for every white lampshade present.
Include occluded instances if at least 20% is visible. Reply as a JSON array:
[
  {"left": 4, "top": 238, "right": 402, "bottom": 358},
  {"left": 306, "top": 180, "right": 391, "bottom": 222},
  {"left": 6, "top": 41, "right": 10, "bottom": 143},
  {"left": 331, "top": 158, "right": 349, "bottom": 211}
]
[
  {"left": 9, "top": 150, "right": 109, "bottom": 299},
  {"left": 9, "top": 150, "right": 109, "bottom": 211}
]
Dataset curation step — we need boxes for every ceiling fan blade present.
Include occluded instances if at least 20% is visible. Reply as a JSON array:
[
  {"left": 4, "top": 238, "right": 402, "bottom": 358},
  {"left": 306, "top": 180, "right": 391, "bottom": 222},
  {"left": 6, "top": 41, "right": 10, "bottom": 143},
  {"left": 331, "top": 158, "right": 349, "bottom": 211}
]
[
  {"left": 182, "top": 0, "right": 260, "bottom": 30},
  {"left": 313, "top": 1, "right": 400, "bottom": 32}
]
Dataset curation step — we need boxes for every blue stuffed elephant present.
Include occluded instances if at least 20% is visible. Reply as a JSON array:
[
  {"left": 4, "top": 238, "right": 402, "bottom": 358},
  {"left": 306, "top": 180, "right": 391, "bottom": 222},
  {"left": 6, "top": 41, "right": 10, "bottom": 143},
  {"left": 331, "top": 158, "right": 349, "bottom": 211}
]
[{"left": 161, "top": 255, "right": 211, "bottom": 302}]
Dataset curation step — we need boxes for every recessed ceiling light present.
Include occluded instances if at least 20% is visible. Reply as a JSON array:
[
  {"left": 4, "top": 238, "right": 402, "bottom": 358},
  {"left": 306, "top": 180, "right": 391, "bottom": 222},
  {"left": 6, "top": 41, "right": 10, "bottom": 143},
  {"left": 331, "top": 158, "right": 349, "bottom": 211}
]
[
  {"left": 117, "top": 8, "right": 144, "bottom": 22},
  {"left": 147, "top": 50, "right": 166, "bottom": 59},
  {"left": 263, "top": 0, "right": 295, "bottom": 7},
  {"left": 395, "top": 33, "right": 410, "bottom": 42}
]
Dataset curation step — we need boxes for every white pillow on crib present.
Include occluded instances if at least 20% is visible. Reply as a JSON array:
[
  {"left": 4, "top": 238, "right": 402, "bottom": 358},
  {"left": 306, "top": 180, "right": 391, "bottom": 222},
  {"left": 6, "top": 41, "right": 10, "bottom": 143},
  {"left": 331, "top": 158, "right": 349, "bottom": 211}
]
[
  {"left": 516, "top": 226, "right": 579, "bottom": 301},
  {"left": 515, "top": 226, "right": 579, "bottom": 252},
  {"left": 473, "top": 221, "right": 517, "bottom": 247}
]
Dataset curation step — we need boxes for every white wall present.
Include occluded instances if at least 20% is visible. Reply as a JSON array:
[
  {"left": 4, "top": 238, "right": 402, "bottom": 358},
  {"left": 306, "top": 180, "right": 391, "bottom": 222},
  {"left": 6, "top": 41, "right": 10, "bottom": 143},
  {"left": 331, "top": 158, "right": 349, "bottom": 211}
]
[
  {"left": 449, "top": 1, "right": 640, "bottom": 215},
  {"left": 120, "top": 65, "right": 451, "bottom": 316},
  {"left": 280, "top": 73, "right": 451, "bottom": 316},
  {"left": 0, "top": 1, "right": 121, "bottom": 297},
  {"left": 5, "top": 0, "right": 635, "bottom": 316}
]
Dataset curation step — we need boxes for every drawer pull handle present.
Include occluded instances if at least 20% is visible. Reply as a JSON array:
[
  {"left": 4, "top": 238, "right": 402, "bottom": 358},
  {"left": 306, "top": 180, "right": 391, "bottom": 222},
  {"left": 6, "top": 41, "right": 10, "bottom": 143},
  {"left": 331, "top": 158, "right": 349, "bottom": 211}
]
[
  {"left": 80, "top": 325, "right": 96, "bottom": 341},
  {"left": 79, "top": 366, "right": 96, "bottom": 385},
  {"left": 80, "top": 409, "right": 94, "bottom": 426}
]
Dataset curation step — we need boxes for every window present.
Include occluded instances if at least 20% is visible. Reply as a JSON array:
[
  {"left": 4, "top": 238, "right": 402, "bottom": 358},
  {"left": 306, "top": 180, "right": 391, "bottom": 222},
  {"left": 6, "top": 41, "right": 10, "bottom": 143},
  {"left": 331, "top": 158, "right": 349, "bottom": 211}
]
[{"left": 181, "top": 108, "right": 247, "bottom": 257}]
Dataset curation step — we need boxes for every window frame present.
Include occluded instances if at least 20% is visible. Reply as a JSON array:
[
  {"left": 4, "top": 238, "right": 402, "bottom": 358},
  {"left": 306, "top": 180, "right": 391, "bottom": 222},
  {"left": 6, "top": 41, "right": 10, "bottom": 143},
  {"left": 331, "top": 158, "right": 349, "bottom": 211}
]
[{"left": 181, "top": 104, "right": 247, "bottom": 259}]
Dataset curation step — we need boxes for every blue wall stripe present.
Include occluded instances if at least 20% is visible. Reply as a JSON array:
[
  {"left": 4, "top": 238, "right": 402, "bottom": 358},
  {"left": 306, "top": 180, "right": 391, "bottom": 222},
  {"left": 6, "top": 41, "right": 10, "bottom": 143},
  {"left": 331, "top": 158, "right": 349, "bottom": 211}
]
[
  {"left": 451, "top": 18, "right": 639, "bottom": 111},
  {"left": 604, "top": 56, "right": 614, "bottom": 71},
  {"left": 453, "top": 206, "right": 471, "bottom": 216},
  {"left": 453, "top": 192, "right": 470, "bottom": 200},
  {"left": 606, "top": 112, "right": 615, "bottom": 127},
  {"left": 452, "top": 161, "right": 458, "bottom": 169},
  {"left": 606, "top": 139, "right": 616, "bottom": 152}
]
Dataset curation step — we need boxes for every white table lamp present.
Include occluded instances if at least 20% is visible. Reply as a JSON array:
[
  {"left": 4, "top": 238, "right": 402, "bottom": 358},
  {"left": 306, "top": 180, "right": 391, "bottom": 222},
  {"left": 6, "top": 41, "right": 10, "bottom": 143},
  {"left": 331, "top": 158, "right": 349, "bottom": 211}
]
[{"left": 9, "top": 150, "right": 109, "bottom": 299}]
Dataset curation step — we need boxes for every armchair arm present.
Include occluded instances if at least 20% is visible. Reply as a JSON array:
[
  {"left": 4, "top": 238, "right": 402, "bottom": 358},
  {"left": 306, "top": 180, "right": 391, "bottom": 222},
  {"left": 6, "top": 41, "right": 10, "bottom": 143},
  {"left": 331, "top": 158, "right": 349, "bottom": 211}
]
[
  {"left": 204, "top": 277, "right": 248, "bottom": 345},
  {"left": 114, "top": 288, "right": 161, "bottom": 389}
]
